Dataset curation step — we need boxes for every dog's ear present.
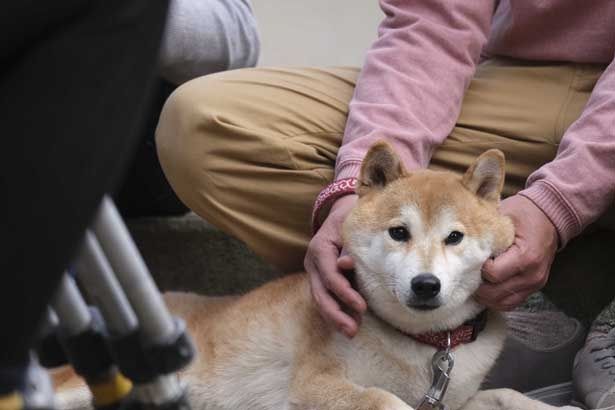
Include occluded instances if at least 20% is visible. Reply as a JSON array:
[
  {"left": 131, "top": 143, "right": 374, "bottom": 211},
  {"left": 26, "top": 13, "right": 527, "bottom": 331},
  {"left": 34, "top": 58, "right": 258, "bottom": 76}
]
[
  {"left": 357, "top": 141, "right": 406, "bottom": 197},
  {"left": 462, "top": 149, "right": 506, "bottom": 202}
]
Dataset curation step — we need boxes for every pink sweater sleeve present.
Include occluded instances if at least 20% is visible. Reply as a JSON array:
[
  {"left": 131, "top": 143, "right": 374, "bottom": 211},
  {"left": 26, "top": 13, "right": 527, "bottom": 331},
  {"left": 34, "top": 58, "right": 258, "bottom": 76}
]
[
  {"left": 336, "top": 0, "right": 495, "bottom": 180},
  {"left": 519, "top": 57, "right": 615, "bottom": 246}
]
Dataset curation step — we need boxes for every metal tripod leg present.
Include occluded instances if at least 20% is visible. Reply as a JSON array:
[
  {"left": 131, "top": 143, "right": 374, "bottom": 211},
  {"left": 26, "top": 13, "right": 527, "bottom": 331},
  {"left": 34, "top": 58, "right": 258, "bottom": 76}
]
[
  {"left": 74, "top": 232, "right": 183, "bottom": 406},
  {"left": 51, "top": 275, "right": 92, "bottom": 338},
  {"left": 92, "top": 197, "right": 175, "bottom": 346},
  {"left": 50, "top": 274, "right": 132, "bottom": 410},
  {"left": 73, "top": 232, "right": 139, "bottom": 338},
  {"left": 74, "top": 199, "right": 193, "bottom": 410},
  {"left": 26, "top": 196, "right": 194, "bottom": 410}
]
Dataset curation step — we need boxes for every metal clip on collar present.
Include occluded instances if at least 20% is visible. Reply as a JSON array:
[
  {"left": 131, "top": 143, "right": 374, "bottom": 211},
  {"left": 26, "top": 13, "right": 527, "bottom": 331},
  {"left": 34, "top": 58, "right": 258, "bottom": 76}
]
[{"left": 416, "top": 332, "right": 455, "bottom": 410}]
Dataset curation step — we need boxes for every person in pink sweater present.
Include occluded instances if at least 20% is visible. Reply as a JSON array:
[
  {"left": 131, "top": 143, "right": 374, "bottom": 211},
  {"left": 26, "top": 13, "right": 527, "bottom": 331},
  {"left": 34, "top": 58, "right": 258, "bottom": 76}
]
[
  {"left": 155, "top": 1, "right": 615, "bottom": 407},
  {"left": 313, "top": 0, "right": 614, "bottom": 321}
]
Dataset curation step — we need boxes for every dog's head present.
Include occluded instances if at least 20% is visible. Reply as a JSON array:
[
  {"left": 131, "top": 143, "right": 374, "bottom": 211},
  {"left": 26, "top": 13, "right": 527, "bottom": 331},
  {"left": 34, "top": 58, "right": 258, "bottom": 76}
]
[{"left": 343, "top": 142, "right": 514, "bottom": 333}]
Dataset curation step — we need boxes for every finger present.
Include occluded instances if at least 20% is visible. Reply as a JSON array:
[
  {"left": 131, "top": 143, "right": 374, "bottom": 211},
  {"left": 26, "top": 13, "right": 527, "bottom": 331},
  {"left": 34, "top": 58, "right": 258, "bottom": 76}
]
[
  {"left": 476, "top": 287, "right": 532, "bottom": 311},
  {"left": 327, "top": 271, "right": 366, "bottom": 314},
  {"left": 481, "top": 245, "right": 523, "bottom": 284},
  {"left": 335, "top": 255, "right": 367, "bottom": 312},
  {"left": 350, "top": 308, "right": 363, "bottom": 328},
  {"left": 337, "top": 254, "right": 355, "bottom": 271},
  {"left": 307, "top": 268, "right": 358, "bottom": 337},
  {"left": 475, "top": 285, "right": 533, "bottom": 311},
  {"left": 476, "top": 279, "right": 523, "bottom": 306},
  {"left": 497, "top": 291, "right": 532, "bottom": 311},
  {"left": 475, "top": 277, "right": 537, "bottom": 311},
  {"left": 476, "top": 280, "right": 526, "bottom": 304},
  {"left": 336, "top": 254, "right": 366, "bottom": 312},
  {"left": 476, "top": 265, "right": 547, "bottom": 302},
  {"left": 480, "top": 258, "right": 497, "bottom": 283},
  {"left": 314, "top": 245, "right": 365, "bottom": 313}
]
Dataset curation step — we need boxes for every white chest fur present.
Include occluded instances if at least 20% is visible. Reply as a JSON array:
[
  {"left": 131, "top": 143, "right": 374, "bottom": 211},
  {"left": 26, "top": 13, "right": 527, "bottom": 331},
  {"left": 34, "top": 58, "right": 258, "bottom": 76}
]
[{"left": 331, "top": 313, "right": 507, "bottom": 410}]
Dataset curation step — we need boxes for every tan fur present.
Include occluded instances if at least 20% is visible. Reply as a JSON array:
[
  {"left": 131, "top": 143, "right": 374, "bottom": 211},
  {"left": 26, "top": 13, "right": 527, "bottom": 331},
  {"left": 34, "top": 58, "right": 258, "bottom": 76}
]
[
  {"left": 55, "top": 144, "right": 577, "bottom": 410},
  {"left": 51, "top": 367, "right": 82, "bottom": 391},
  {"left": 350, "top": 144, "right": 513, "bottom": 259}
]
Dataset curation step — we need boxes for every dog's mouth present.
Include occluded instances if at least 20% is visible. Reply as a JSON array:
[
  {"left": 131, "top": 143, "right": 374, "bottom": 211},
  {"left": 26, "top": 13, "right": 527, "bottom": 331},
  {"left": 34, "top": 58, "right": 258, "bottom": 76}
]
[{"left": 407, "top": 301, "right": 441, "bottom": 311}]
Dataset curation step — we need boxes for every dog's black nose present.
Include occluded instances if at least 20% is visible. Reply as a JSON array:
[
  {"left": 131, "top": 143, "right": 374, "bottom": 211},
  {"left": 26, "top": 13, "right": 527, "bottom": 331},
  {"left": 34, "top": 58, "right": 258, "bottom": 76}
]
[{"left": 411, "top": 274, "right": 441, "bottom": 299}]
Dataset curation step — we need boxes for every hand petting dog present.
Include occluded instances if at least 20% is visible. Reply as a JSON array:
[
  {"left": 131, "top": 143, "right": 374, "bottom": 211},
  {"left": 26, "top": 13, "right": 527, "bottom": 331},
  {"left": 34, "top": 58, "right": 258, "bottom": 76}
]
[
  {"left": 304, "top": 194, "right": 366, "bottom": 338},
  {"left": 308, "top": 183, "right": 560, "bottom": 337},
  {"left": 476, "top": 194, "right": 558, "bottom": 311}
]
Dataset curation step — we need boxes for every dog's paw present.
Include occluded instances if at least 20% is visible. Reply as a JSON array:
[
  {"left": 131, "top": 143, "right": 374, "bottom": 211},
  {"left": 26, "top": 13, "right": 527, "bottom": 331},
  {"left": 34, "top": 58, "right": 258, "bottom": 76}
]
[
  {"left": 363, "top": 387, "right": 413, "bottom": 410},
  {"left": 380, "top": 402, "right": 413, "bottom": 410},
  {"left": 379, "top": 394, "right": 414, "bottom": 410}
]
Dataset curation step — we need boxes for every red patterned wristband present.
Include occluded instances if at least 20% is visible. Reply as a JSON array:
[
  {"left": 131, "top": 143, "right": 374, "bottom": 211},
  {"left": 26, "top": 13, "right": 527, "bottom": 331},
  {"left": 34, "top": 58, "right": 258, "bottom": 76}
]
[{"left": 311, "top": 178, "right": 358, "bottom": 234}]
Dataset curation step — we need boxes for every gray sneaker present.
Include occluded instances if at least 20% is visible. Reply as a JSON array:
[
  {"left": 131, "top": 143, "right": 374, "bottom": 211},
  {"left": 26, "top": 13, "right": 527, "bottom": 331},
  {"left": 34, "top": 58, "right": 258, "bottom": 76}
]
[
  {"left": 484, "top": 310, "right": 586, "bottom": 393},
  {"left": 573, "top": 327, "right": 615, "bottom": 409}
]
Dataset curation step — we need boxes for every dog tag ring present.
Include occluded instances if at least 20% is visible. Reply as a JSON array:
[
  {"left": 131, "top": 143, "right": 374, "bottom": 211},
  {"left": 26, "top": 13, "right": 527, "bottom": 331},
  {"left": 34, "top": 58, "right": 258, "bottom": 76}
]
[{"left": 416, "top": 333, "right": 454, "bottom": 410}]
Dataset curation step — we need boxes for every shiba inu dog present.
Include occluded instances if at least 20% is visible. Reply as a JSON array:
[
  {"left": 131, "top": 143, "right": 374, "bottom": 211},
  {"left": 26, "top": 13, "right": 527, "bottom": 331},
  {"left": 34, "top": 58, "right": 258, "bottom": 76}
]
[{"left": 55, "top": 142, "right": 581, "bottom": 410}]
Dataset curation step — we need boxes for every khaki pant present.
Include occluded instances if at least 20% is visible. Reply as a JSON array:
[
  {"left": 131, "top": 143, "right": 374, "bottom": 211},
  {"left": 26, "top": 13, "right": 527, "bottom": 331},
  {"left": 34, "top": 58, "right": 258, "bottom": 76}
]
[{"left": 156, "top": 59, "right": 606, "bottom": 272}]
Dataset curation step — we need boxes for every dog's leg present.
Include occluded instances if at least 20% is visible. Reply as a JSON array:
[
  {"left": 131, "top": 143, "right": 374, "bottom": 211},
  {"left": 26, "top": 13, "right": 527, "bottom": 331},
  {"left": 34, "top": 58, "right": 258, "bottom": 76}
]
[
  {"left": 459, "top": 389, "right": 582, "bottom": 410},
  {"left": 289, "top": 373, "right": 413, "bottom": 410}
]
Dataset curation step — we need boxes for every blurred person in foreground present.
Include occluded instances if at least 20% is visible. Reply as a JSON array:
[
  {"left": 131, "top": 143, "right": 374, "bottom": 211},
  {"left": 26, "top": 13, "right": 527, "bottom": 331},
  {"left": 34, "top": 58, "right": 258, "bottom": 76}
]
[{"left": 116, "top": 0, "right": 260, "bottom": 217}]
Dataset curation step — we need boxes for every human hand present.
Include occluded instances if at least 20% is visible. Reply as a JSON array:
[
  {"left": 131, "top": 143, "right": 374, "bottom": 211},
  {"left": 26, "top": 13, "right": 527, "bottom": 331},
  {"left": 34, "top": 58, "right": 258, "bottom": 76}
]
[
  {"left": 475, "top": 194, "right": 559, "bottom": 311},
  {"left": 304, "top": 194, "right": 367, "bottom": 338}
]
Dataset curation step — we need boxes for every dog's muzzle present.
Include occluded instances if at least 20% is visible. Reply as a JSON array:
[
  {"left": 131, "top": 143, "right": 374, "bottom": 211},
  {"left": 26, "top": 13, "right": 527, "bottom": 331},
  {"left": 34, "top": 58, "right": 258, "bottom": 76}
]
[{"left": 408, "top": 273, "right": 441, "bottom": 310}]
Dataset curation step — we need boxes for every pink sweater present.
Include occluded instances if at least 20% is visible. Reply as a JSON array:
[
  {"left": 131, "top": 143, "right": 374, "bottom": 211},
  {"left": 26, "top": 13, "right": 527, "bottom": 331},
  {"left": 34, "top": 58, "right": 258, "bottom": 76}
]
[{"left": 337, "top": 0, "right": 615, "bottom": 246}]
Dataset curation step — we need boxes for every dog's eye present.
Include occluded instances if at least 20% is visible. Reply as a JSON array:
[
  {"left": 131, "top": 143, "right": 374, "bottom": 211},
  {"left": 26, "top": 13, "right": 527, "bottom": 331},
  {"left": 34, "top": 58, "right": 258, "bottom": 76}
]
[
  {"left": 388, "top": 226, "right": 410, "bottom": 242},
  {"left": 445, "top": 231, "right": 464, "bottom": 245}
]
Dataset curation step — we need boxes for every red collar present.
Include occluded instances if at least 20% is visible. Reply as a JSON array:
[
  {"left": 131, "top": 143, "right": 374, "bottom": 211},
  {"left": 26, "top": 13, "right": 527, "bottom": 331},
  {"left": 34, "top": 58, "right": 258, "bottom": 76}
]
[{"left": 407, "top": 310, "right": 488, "bottom": 350}]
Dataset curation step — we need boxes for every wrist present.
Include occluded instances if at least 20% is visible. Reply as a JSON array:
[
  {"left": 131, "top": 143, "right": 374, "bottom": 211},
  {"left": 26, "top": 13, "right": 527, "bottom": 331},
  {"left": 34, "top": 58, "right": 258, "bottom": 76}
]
[
  {"left": 335, "top": 161, "right": 362, "bottom": 181},
  {"left": 312, "top": 178, "right": 358, "bottom": 234},
  {"left": 518, "top": 181, "right": 580, "bottom": 248}
]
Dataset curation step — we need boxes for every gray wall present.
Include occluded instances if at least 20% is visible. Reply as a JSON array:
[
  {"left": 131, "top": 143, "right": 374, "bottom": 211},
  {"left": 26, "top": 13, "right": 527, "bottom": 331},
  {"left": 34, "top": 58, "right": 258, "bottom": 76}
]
[{"left": 252, "top": 1, "right": 382, "bottom": 66}]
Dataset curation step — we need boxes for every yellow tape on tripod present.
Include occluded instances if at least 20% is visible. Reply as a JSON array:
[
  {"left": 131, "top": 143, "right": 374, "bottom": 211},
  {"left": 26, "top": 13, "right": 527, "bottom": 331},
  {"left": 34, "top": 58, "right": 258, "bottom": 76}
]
[
  {"left": 90, "top": 373, "right": 132, "bottom": 407},
  {"left": 0, "top": 392, "right": 23, "bottom": 410}
]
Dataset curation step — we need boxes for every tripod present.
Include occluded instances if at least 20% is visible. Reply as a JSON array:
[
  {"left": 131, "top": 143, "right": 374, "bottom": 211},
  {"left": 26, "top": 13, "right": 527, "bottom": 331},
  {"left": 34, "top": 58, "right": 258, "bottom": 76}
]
[{"left": 7, "top": 198, "right": 195, "bottom": 410}]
